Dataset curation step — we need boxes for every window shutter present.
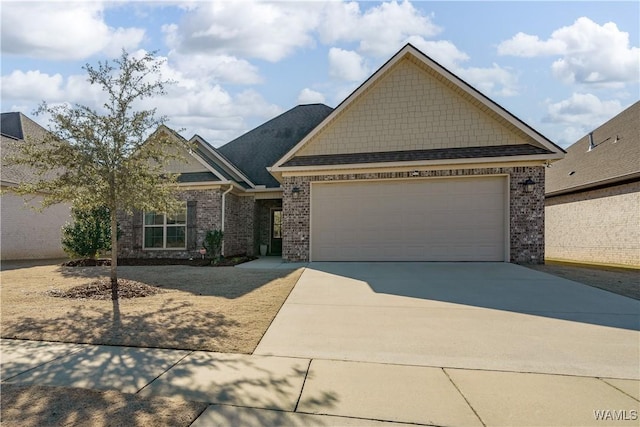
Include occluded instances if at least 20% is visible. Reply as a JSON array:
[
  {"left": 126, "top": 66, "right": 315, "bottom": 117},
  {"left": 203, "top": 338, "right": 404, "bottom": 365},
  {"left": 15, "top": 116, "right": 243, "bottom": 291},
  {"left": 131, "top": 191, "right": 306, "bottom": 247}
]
[
  {"left": 187, "top": 201, "right": 197, "bottom": 250},
  {"left": 132, "top": 210, "right": 143, "bottom": 249}
]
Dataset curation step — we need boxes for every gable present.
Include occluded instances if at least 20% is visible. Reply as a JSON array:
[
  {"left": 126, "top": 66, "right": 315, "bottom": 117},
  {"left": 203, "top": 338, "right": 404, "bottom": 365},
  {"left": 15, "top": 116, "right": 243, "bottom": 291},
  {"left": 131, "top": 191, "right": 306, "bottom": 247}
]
[
  {"left": 298, "top": 57, "right": 542, "bottom": 158},
  {"left": 273, "top": 44, "right": 563, "bottom": 174}
]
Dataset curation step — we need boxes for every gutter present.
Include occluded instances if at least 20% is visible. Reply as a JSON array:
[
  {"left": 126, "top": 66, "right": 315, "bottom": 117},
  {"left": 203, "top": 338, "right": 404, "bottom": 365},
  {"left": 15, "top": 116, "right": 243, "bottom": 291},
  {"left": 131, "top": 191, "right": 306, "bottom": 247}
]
[{"left": 220, "top": 185, "right": 233, "bottom": 256}]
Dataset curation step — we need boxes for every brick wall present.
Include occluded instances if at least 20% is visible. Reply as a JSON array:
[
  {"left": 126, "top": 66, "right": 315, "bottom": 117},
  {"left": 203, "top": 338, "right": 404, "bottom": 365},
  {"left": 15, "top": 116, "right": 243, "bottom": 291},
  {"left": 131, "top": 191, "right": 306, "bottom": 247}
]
[
  {"left": 223, "top": 193, "right": 255, "bottom": 256},
  {"left": 118, "top": 189, "right": 222, "bottom": 259},
  {"left": 282, "top": 166, "right": 545, "bottom": 264},
  {"left": 545, "top": 181, "right": 639, "bottom": 267}
]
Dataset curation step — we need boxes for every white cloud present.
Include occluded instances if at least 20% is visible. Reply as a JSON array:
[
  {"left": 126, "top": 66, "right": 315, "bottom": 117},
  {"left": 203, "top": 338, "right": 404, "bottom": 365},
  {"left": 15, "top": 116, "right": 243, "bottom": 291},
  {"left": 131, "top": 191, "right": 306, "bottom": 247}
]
[
  {"left": 166, "top": 50, "right": 263, "bottom": 85},
  {"left": 405, "top": 37, "right": 518, "bottom": 97},
  {"left": 328, "top": 48, "right": 369, "bottom": 82},
  {"left": 497, "top": 32, "right": 565, "bottom": 57},
  {"left": 1, "top": 70, "right": 64, "bottom": 101},
  {"left": 164, "top": 1, "right": 321, "bottom": 62},
  {"left": 297, "top": 88, "right": 326, "bottom": 104},
  {"left": 319, "top": 1, "right": 440, "bottom": 57},
  {"left": 406, "top": 37, "right": 469, "bottom": 70},
  {"left": 0, "top": 2, "right": 144, "bottom": 60},
  {"left": 458, "top": 65, "right": 519, "bottom": 97},
  {"left": 498, "top": 17, "right": 639, "bottom": 85},
  {"left": 542, "top": 93, "right": 625, "bottom": 145}
]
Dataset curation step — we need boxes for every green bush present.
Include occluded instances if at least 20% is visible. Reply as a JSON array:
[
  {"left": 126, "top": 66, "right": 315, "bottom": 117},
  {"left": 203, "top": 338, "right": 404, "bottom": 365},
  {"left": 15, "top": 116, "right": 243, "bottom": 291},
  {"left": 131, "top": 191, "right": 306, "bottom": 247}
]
[
  {"left": 203, "top": 229, "right": 224, "bottom": 262},
  {"left": 61, "top": 206, "right": 113, "bottom": 259}
]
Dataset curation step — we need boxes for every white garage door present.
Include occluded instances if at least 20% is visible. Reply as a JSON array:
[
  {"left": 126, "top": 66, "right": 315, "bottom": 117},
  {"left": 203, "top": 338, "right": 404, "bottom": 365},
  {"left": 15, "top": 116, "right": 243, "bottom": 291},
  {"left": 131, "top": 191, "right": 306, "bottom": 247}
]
[{"left": 311, "top": 176, "right": 507, "bottom": 261}]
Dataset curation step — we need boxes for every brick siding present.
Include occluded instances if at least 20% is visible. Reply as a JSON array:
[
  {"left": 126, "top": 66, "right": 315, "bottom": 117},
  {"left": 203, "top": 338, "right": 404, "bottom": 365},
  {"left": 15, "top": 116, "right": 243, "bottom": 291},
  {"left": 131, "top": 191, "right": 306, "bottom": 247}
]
[
  {"left": 282, "top": 166, "right": 545, "bottom": 264},
  {"left": 223, "top": 193, "right": 255, "bottom": 256},
  {"left": 118, "top": 189, "right": 222, "bottom": 259},
  {"left": 545, "top": 181, "right": 639, "bottom": 267}
]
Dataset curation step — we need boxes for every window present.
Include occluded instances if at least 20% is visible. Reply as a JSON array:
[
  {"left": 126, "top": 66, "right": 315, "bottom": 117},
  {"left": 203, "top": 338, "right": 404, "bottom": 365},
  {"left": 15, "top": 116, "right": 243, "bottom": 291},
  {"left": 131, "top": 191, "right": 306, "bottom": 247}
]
[
  {"left": 272, "top": 210, "right": 282, "bottom": 239},
  {"left": 144, "top": 204, "right": 187, "bottom": 249}
]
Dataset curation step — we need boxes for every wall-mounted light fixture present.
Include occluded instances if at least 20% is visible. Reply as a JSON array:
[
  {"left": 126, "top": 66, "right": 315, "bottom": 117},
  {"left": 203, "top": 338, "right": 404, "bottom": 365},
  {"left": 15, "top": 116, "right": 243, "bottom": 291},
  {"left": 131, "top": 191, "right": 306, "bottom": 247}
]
[
  {"left": 521, "top": 177, "right": 536, "bottom": 193},
  {"left": 292, "top": 186, "right": 300, "bottom": 198}
]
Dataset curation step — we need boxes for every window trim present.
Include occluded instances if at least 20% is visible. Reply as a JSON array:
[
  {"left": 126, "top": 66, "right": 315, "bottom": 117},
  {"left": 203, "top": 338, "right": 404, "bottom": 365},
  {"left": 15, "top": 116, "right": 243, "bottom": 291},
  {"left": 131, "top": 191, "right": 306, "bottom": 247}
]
[{"left": 143, "top": 204, "right": 187, "bottom": 250}]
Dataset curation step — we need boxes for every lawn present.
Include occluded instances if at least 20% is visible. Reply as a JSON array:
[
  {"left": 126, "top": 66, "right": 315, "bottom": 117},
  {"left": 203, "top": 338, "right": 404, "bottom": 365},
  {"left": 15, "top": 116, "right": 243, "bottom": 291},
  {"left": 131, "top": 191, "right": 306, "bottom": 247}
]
[{"left": 0, "top": 263, "right": 304, "bottom": 353}]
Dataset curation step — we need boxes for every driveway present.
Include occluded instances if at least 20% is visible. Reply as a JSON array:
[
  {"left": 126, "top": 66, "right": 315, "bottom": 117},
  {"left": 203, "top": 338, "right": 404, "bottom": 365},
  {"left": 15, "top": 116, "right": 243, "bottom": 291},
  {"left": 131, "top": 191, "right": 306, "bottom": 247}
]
[{"left": 255, "top": 262, "right": 640, "bottom": 379}]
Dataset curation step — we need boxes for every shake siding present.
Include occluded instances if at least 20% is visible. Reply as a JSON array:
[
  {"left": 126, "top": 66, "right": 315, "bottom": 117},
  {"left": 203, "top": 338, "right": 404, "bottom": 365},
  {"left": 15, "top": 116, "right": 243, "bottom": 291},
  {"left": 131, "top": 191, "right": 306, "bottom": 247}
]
[{"left": 298, "top": 59, "right": 531, "bottom": 157}]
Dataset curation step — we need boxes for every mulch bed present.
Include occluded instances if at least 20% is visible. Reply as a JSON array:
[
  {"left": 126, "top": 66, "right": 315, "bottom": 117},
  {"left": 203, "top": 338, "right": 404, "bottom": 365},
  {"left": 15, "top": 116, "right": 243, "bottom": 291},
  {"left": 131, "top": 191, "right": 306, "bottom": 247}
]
[
  {"left": 47, "top": 278, "right": 165, "bottom": 300},
  {"left": 62, "top": 255, "right": 258, "bottom": 267}
]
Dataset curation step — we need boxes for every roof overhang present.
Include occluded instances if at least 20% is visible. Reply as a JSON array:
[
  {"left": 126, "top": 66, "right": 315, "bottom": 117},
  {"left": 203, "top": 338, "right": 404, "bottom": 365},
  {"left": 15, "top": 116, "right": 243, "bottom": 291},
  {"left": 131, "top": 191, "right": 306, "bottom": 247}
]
[
  {"left": 546, "top": 171, "right": 640, "bottom": 197},
  {"left": 191, "top": 135, "right": 256, "bottom": 188},
  {"left": 269, "top": 153, "right": 560, "bottom": 181}
]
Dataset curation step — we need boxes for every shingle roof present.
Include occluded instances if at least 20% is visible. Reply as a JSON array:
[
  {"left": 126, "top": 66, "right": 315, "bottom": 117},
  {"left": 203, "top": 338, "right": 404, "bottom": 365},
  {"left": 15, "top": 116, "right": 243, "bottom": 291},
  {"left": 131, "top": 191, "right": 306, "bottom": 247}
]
[
  {"left": 283, "top": 144, "right": 552, "bottom": 167},
  {"left": 218, "top": 104, "right": 333, "bottom": 187},
  {"left": 177, "top": 172, "right": 220, "bottom": 183},
  {"left": 1, "top": 113, "right": 50, "bottom": 185},
  {"left": 545, "top": 101, "right": 640, "bottom": 196}
]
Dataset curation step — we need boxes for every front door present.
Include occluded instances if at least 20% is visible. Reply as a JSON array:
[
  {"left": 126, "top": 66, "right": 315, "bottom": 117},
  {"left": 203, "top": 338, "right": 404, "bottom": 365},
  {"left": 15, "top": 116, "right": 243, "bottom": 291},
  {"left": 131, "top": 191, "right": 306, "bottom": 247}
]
[{"left": 270, "top": 209, "right": 283, "bottom": 255}]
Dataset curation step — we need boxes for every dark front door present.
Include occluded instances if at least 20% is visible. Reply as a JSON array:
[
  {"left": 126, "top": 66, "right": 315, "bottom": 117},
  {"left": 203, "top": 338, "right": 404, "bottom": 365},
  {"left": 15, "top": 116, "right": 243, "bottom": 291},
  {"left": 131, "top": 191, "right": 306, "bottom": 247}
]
[{"left": 270, "top": 209, "right": 283, "bottom": 255}]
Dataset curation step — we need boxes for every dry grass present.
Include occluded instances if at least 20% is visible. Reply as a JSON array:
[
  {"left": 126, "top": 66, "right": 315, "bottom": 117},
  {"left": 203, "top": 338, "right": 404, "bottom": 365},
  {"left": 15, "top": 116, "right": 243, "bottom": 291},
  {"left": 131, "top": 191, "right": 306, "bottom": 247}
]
[
  {"left": 0, "top": 384, "right": 208, "bottom": 427},
  {"left": 0, "top": 263, "right": 303, "bottom": 353}
]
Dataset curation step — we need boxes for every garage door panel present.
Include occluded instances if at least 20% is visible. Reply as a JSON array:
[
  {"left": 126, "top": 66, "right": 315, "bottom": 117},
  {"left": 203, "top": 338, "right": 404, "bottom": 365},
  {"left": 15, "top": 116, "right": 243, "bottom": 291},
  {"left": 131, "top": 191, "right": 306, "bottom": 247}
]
[{"left": 311, "top": 177, "right": 506, "bottom": 262}]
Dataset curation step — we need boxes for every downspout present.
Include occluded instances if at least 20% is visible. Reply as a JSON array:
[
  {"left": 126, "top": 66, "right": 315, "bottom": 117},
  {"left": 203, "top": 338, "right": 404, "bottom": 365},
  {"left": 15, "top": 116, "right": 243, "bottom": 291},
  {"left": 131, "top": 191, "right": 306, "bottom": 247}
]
[{"left": 221, "top": 185, "right": 233, "bottom": 256}]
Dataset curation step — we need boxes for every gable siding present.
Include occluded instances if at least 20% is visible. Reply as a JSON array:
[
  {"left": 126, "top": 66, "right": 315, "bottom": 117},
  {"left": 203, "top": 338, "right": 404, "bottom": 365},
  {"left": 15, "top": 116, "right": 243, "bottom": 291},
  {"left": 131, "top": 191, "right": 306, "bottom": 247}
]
[
  {"left": 298, "top": 58, "right": 530, "bottom": 157},
  {"left": 164, "top": 145, "right": 210, "bottom": 174}
]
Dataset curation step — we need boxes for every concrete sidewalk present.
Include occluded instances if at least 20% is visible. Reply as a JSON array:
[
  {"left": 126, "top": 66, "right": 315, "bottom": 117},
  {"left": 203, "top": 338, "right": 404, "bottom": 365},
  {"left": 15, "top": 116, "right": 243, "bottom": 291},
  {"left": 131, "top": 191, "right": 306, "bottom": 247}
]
[{"left": 2, "top": 339, "right": 638, "bottom": 426}]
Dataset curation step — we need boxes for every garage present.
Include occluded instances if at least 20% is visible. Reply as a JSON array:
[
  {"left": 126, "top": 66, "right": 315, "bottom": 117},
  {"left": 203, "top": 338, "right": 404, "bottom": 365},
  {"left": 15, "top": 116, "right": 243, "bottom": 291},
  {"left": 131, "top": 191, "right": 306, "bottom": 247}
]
[{"left": 310, "top": 176, "right": 507, "bottom": 262}]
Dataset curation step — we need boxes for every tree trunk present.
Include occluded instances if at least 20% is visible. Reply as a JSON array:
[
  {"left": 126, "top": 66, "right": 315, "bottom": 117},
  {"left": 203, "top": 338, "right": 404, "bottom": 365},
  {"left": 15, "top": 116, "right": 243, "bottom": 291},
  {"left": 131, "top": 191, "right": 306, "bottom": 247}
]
[{"left": 110, "top": 209, "right": 119, "bottom": 300}]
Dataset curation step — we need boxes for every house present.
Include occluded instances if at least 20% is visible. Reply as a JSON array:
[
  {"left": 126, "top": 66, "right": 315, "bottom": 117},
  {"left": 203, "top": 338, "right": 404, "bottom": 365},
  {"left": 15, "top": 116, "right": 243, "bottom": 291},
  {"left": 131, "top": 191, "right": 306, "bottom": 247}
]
[
  {"left": 1, "top": 112, "right": 72, "bottom": 260},
  {"left": 117, "top": 104, "right": 333, "bottom": 259},
  {"left": 545, "top": 101, "right": 639, "bottom": 268},
  {"left": 119, "top": 44, "right": 565, "bottom": 264}
]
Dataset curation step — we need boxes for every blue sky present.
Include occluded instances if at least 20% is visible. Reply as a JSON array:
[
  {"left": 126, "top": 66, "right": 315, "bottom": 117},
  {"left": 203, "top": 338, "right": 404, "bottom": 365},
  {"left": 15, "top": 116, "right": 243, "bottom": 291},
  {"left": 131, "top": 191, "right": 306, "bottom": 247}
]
[{"left": 1, "top": 1, "right": 638, "bottom": 148}]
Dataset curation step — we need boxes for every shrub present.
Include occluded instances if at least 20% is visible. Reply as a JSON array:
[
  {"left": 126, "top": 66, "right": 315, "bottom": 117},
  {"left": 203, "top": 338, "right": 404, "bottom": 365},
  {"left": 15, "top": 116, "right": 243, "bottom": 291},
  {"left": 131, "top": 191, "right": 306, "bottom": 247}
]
[
  {"left": 62, "top": 206, "right": 113, "bottom": 259},
  {"left": 203, "top": 229, "right": 224, "bottom": 262}
]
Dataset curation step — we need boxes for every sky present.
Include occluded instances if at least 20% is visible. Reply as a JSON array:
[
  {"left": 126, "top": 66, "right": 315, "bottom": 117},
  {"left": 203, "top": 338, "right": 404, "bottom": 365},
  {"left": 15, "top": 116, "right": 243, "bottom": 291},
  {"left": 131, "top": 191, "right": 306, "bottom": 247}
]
[{"left": 1, "top": 1, "right": 638, "bottom": 148}]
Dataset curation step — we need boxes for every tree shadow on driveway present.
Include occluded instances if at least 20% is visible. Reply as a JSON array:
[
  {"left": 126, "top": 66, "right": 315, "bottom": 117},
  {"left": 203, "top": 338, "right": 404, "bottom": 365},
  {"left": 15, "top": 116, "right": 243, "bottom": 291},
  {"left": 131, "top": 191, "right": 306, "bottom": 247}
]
[{"left": 305, "top": 262, "right": 640, "bottom": 331}]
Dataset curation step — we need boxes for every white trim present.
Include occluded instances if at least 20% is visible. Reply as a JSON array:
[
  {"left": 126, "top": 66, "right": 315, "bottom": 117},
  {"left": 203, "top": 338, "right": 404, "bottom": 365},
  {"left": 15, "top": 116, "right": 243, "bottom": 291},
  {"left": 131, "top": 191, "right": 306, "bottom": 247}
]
[
  {"left": 142, "top": 203, "right": 188, "bottom": 250},
  {"left": 189, "top": 151, "right": 228, "bottom": 182},
  {"left": 191, "top": 135, "right": 256, "bottom": 188},
  {"left": 271, "top": 156, "right": 558, "bottom": 179},
  {"left": 272, "top": 44, "right": 564, "bottom": 170}
]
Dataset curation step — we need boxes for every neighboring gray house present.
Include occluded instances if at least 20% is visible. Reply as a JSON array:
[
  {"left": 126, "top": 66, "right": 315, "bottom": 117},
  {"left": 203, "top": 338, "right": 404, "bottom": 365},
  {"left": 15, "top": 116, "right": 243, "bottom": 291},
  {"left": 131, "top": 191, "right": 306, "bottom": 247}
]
[
  {"left": 545, "top": 101, "right": 639, "bottom": 268},
  {"left": 1, "top": 112, "right": 71, "bottom": 260},
  {"left": 119, "top": 44, "right": 565, "bottom": 264}
]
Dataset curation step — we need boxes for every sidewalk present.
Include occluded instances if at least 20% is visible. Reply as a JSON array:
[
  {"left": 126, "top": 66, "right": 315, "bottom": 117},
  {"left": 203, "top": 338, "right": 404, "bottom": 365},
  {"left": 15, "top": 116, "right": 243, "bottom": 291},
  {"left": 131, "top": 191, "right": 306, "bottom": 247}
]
[{"left": 1, "top": 339, "right": 639, "bottom": 426}]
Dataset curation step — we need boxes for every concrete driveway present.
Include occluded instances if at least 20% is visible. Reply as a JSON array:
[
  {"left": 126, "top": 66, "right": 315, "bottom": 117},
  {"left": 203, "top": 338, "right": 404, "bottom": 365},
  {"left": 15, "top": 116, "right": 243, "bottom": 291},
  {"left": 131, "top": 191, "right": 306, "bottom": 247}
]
[{"left": 255, "top": 262, "right": 639, "bottom": 379}]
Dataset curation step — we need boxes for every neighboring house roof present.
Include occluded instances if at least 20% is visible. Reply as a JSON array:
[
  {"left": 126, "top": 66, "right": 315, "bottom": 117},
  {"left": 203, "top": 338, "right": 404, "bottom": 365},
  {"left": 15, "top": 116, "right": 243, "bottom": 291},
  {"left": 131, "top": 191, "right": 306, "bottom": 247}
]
[
  {"left": 1, "top": 112, "right": 24, "bottom": 140},
  {"left": 218, "top": 104, "right": 333, "bottom": 188},
  {"left": 272, "top": 44, "right": 564, "bottom": 174},
  {"left": 1, "top": 112, "right": 50, "bottom": 186},
  {"left": 545, "top": 101, "right": 640, "bottom": 197}
]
